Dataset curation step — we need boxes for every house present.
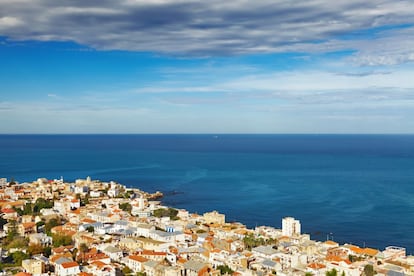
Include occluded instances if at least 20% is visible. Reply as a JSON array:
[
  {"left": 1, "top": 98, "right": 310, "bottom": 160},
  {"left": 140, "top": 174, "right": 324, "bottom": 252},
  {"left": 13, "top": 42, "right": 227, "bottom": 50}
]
[
  {"left": 119, "top": 238, "right": 141, "bottom": 251},
  {"left": 86, "top": 260, "right": 117, "bottom": 276},
  {"left": 55, "top": 261, "right": 80, "bottom": 276},
  {"left": 29, "top": 233, "right": 53, "bottom": 247},
  {"left": 101, "top": 245, "right": 123, "bottom": 261},
  {"left": 126, "top": 255, "right": 149, "bottom": 273},
  {"left": 181, "top": 260, "right": 215, "bottom": 276},
  {"left": 1, "top": 207, "right": 18, "bottom": 219},
  {"left": 22, "top": 259, "right": 45, "bottom": 275},
  {"left": 203, "top": 211, "right": 225, "bottom": 225},
  {"left": 137, "top": 250, "right": 167, "bottom": 262},
  {"left": 143, "top": 260, "right": 160, "bottom": 276},
  {"left": 18, "top": 222, "right": 37, "bottom": 236}
]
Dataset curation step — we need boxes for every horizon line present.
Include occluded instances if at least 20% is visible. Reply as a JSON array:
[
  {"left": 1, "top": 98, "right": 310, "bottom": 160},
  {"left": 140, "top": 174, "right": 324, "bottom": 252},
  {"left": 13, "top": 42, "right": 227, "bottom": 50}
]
[{"left": 1, "top": 133, "right": 414, "bottom": 136}]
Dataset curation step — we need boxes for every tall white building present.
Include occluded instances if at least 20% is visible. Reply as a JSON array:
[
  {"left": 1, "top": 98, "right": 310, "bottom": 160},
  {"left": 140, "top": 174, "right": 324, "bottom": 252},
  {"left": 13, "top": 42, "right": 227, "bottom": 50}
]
[{"left": 282, "top": 217, "right": 301, "bottom": 236}]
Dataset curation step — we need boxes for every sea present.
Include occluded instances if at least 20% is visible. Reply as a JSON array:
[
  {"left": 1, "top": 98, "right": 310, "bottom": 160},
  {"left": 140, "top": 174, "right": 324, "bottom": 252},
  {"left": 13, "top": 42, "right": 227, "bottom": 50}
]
[{"left": 1, "top": 134, "right": 414, "bottom": 252}]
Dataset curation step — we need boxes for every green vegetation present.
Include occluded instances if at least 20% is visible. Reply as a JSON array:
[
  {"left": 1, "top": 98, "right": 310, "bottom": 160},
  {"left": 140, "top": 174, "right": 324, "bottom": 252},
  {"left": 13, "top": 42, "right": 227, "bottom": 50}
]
[
  {"left": 10, "top": 251, "right": 30, "bottom": 266},
  {"left": 153, "top": 208, "right": 179, "bottom": 220},
  {"left": 217, "top": 265, "right": 234, "bottom": 275},
  {"left": 119, "top": 202, "right": 132, "bottom": 213},
  {"left": 348, "top": 254, "right": 364, "bottom": 262},
  {"left": 122, "top": 265, "right": 132, "bottom": 275},
  {"left": 6, "top": 236, "right": 28, "bottom": 250},
  {"left": 326, "top": 268, "right": 337, "bottom": 276},
  {"left": 363, "top": 264, "right": 375, "bottom": 276},
  {"left": 33, "top": 198, "right": 54, "bottom": 214},
  {"left": 45, "top": 218, "right": 60, "bottom": 234},
  {"left": 86, "top": 226, "right": 94, "bottom": 232},
  {"left": 52, "top": 234, "right": 73, "bottom": 247},
  {"left": 243, "top": 233, "right": 277, "bottom": 250},
  {"left": 5, "top": 220, "right": 19, "bottom": 244},
  {"left": 117, "top": 190, "right": 135, "bottom": 199},
  {"left": 79, "top": 243, "right": 89, "bottom": 263},
  {"left": 14, "top": 202, "right": 33, "bottom": 216},
  {"left": 12, "top": 198, "right": 54, "bottom": 216},
  {"left": 28, "top": 244, "right": 51, "bottom": 257},
  {"left": 305, "top": 273, "right": 313, "bottom": 276}
]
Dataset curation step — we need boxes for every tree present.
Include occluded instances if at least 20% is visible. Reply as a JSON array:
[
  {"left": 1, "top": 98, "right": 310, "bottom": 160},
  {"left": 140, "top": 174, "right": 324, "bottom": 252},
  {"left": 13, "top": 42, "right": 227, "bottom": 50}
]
[
  {"left": 7, "top": 236, "right": 29, "bottom": 250},
  {"left": 152, "top": 208, "right": 179, "bottom": 219},
  {"left": 28, "top": 244, "right": 45, "bottom": 256},
  {"left": 363, "top": 264, "right": 375, "bottom": 276},
  {"left": 242, "top": 233, "right": 268, "bottom": 250},
  {"left": 45, "top": 218, "right": 59, "bottom": 234},
  {"left": 33, "top": 198, "right": 53, "bottom": 214},
  {"left": 86, "top": 226, "right": 94, "bottom": 233},
  {"left": 122, "top": 265, "right": 132, "bottom": 275},
  {"left": 217, "top": 265, "right": 234, "bottom": 275},
  {"left": 10, "top": 251, "right": 30, "bottom": 265},
  {"left": 6, "top": 219, "right": 19, "bottom": 243},
  {"left": 52, "top": 234, "right": 72, "bottom": 247},
  {"left": 79, "top": 243, "right": 89, "bottom": 263},
  {"left": 326, "top": 268, "right": 337, "bottom": 276},
  {"left": 119, "top": 202, "right": 132, "bottom": 213},
  {"left": 43, "top": 246, "right": 52, "bottom": 257}
]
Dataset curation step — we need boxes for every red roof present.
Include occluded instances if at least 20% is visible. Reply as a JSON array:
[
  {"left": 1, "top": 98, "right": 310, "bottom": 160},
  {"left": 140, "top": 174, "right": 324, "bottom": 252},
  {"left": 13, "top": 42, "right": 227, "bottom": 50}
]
[
  {"left": 140, "top": 250, "right": 166, "bottom": 256},
  {"left": 15, "top": 273, "right": 32, "bottom": 276},
  {"left": 129, "top": 255, "right": 149, "bottom": 262},
  {"left": 1, "top": 208, "right": 16, "bottom": 213},
  {"left": 61, "top": 261, "right": 79, "bottom": 269}
]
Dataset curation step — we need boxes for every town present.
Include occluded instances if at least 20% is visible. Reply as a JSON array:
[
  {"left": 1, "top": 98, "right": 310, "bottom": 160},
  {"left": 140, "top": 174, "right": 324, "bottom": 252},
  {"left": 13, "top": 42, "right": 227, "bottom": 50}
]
[{"left": 0, "top": 177, "right": 412, "bottom": 276}]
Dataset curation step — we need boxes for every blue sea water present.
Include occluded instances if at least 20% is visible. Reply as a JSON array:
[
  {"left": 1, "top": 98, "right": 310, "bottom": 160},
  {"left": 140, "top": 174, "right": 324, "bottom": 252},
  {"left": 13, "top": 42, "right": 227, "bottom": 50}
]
[{"left": 1, "top": 134, "right": 414, "bottom": 252}]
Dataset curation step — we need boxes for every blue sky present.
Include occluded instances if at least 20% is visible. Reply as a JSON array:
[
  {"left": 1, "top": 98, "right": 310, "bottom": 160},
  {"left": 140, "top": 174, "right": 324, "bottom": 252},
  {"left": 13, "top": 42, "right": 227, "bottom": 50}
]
[{"left": 1, "top": 1, "right": 414, "bottom": 133}]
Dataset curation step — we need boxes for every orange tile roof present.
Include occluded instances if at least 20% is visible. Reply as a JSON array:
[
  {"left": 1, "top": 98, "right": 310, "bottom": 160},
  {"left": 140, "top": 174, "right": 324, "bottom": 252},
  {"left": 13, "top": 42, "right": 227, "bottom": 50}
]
[
  {"left": 50, "top": 253, "right": 73, "bottom": 263},
  {"left": 91, "top": 260, "right": 107, "bottom": 268},
  {"left": 22, "top": 222, "right": 36, "bottom": 228},
  {"left": 363, "top": 248, "right": 379, "bottom": 256},
  {"left": 1, "top": 208, "right": 16, "bottom": 213},
  {"left": 308, "top": 263, "right": 326, "bottom": 269},
  {"left": 71, "top": 209, "right": 81, "bottom": 214},
  {"left": 15, "top": 273, "right": 32, "bottom": 276},
  {"left": 88, "top": 253, "right": 110, "bottom": 262},
  {"left": 177, "top": 258, "right": 187, "bottom": 264},
  {"left": 141, "top": 250, "right": 166, "bottom": 256},
  {"left": 349, "top": 245, "right": 365, "bottom": 255},
  {"left": 82, "top": 218, "right": 97, "bottom": 223},
  {"left": 324, "top": 240, "right": 339, "bottom": 246},
  {"left": 326, "top": 256, "right": 345, "bottom": 263},
  {"left": 129, "top": 255, "right": 149, "bottom": 262},
  {"left": 61, "top": 261, "right": 79, "bottom": 269},
  {"left": 79, "top": 272, "right": 93, "bottom": 276}
]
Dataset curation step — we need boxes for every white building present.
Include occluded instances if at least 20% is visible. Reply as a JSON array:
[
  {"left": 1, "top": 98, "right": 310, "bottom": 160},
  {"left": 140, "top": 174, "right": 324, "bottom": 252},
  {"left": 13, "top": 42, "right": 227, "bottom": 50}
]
[
  {"left": 55, "top": 261, "right": 80, "bottom": 276},
  {"left": 282, "top": 217, "right": 301, "bottom": 237}
]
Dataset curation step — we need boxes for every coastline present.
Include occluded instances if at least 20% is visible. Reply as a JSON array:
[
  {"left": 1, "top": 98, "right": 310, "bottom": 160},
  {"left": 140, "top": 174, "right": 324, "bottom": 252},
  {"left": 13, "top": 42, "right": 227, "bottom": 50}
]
[{"left": 1, "top": 177, "right": 412, "bottom": 275}]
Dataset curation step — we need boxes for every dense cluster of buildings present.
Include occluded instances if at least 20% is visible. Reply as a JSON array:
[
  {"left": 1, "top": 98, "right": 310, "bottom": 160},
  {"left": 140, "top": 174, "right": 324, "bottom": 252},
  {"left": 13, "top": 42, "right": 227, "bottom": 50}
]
[{"left": 0, "top": 177, "right": 413, "bottom": 276}]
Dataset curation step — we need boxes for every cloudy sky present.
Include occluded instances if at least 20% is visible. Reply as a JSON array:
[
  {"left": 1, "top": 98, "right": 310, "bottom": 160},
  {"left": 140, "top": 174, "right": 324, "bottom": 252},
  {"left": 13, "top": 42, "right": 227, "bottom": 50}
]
[{"left": 1, "top": 0, "right": 414, "bottom": 133}]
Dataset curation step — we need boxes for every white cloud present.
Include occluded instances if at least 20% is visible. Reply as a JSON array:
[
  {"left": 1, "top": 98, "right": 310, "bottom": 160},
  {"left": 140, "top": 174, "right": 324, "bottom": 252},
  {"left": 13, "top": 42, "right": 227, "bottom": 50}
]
[
  {"left": 0, "top": 0, "right": 413, "bottom": 63},
  {"left": 0, "top": 16, "right": 22, "bottom": 28}
]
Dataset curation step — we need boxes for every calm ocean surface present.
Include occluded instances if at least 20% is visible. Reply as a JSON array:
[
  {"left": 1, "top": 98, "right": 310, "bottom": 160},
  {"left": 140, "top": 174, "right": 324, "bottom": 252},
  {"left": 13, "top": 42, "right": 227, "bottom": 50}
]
[{"left": 1, "top": 134, "right": 414, "bottom": 252}]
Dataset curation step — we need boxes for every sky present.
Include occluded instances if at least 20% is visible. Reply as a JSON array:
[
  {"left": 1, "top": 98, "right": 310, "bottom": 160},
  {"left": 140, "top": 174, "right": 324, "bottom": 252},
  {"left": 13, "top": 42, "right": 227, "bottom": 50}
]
[{"left": 1, "top": 0, "right": 414, "bottom": 134}]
